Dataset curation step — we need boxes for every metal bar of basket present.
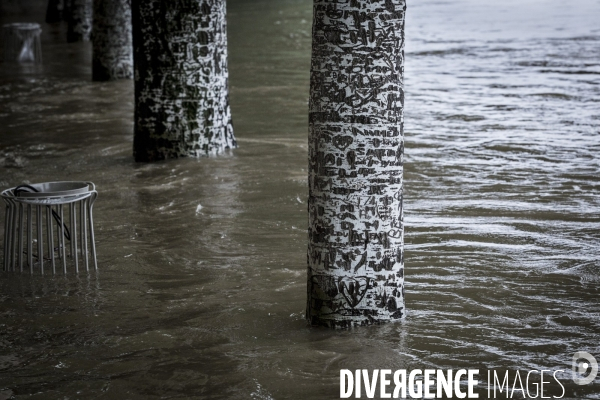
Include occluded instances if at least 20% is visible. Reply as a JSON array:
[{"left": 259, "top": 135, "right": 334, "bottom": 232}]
[
  {"left": 71, "top": 201, "right": 78, "bottom": 273},
  {"left": 79, "top": 200, "right": 82, "bottom": 257},
  {"left": 13, "top": 201, "right": 20, "bottom": 271},
  {"left": 9, "top": 202, "right": 17, "bottom": 272},
  {"left": 50, "top": 205, "right": 56, "bottom": 274},
  {"left": 69, "top": 203, "right": 73, "bottom": 258},
  {"left": 7, "top": 200, "right": 14, "bottom": 271},
  {"left": 7, "top": 202, "right": 14, "bottom": 271},
  {"left": 11, "top": 201, "right": 17, "bottom": 272},
  {"left": 82, "top": 199, "right": 88, "bottom": 271},
  {"left": 57, "top": 205, "right": 63, "bottom": 260},
  {"left": 14, "top": 201, "right": 21, "bottom": 271},
  {"left": 83, "top": 199, "right": 90, "bottom": 271},
  {"left": 60, "top": 204, "right": 66, "bottom": 274},
  {"left": 3, "top": 204, "right": 8, "bottom": 271},
  {"left": 10, "top": 200, "right": 23, "bottom": 271},
  {"left": 46, "top": 206, "right": 50, "bottom": 265},
  {"left": 46, "top": 206, "right": 55, "bottom": 274},
  {"left": 88, "top": 193, "right": 97, "bottom": 270},
  {"left": 4, "top": 202, "right": 15, "bottom": 271},
  {"left": 27, "top": 204, "right": 32, "bottom": 274},
  {"left": 37, "top": 205, "right": 43, "bottom": 274},
  {"left": 18, "top": 203, "right": 23, "bottom": 272}
]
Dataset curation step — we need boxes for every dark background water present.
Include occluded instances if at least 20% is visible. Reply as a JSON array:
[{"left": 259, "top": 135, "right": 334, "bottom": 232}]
[{"left": 1, "top": 0, "right": 599, "bottom": 399}]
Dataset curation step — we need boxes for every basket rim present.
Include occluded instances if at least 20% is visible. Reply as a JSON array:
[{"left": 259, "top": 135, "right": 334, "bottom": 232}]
[{"left": 1, "top": 181, "right": 94, "bottom": 199}]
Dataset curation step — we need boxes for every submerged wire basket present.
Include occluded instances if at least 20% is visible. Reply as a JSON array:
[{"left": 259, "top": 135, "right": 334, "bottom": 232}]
[
  {"left": 1, "top": 181, "right": 98, "bottom": 274},
  {"left": 2, "top": 23, "right": 43, "bottom": 63}
]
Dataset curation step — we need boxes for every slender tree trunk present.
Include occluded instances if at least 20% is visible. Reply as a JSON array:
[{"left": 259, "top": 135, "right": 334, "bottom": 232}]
[
  {"left": 46, "top": 0, "right": 64, "bottom": 23},
  {"left": 92, "top": 0, "right": 133, "bottom": 81},
  {"left": 131, "top": 0, "right": 236, "bottom": 162},
  {"left": 306, "top": 0, "right": 406, "bottom": 328},
  {"left": 66, "top": 0, "right": 93, "bottom": 42}
]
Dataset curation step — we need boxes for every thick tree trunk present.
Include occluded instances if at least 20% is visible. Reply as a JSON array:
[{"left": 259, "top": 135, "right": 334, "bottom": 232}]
[
  {"left": 132, "top": 0, "right": 236, "bottom": 162},
  {"left": 46, "top": 0, "right": 64, "bottom": 23},
  {"left": 306, "top": 0, "right": 406, "bottom": 328},
  {"left": 92, "top": 0, "right": 133, "bottom": 81},
  {"left": 66, "top": 0, "right": 93, "bottom": 42}
]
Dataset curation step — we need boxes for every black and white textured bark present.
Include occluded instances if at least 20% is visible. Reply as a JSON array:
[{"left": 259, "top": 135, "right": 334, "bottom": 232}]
[
  {"left": 66, "top": 0, "right": 93, "bottom": 42},
  {"left": 306, "top": 0, "right": 406, "bottom": 328},
  {"left": 132, "top": 0, "right": 236, "bottom": 162},
  {"left": 46, "top": 0, "right": 64, "bottom": 23},
  {"left": 92, "top": 0, "right": 133, "bottom": 81}
]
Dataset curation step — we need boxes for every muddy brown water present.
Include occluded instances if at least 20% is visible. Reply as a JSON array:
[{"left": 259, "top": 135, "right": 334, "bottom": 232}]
[{"left": 1, "top": 0, "right": 599, "bottom": 398}]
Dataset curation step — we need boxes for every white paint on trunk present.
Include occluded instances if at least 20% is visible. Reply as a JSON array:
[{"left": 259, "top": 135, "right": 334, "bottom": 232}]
[
  {"left": 92, "top": 0, "right": 133, "bottom": 81},
  {"left": 307, "top": 0, "right": 406, "bottom": 328},
  {"left": 132, "top": 0, "right": 236, "bottom": 161}
]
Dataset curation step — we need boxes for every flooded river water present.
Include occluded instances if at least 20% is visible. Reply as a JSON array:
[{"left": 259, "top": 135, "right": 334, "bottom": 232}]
[{"left": 1, "top": 0, "right": 599, "bottom": 398}]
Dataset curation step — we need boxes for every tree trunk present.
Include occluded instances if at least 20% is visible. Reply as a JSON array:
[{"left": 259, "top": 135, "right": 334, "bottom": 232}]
[
  {"left": 131, "top": 0, "right": 236, "bottom": 162},
  {"left": 92, "top": 0, "right": 133, "bottom": 81},
  {"left": 66, "top": 0, "right": 93, "bottom": 42},
  {"left": 306, "top": 0, "right": 406, "bottom": 328},
  {"left": 46, "top": 0, "right": 64, "bottom": 23}
]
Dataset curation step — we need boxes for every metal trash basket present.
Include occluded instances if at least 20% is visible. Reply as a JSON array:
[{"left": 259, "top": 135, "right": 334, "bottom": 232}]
[
  {"left": 2, "top": 23, "right": 43, "bottom": 63},
  {"left": 1, "top": 181, "right": 98, "bottom": 274}
]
